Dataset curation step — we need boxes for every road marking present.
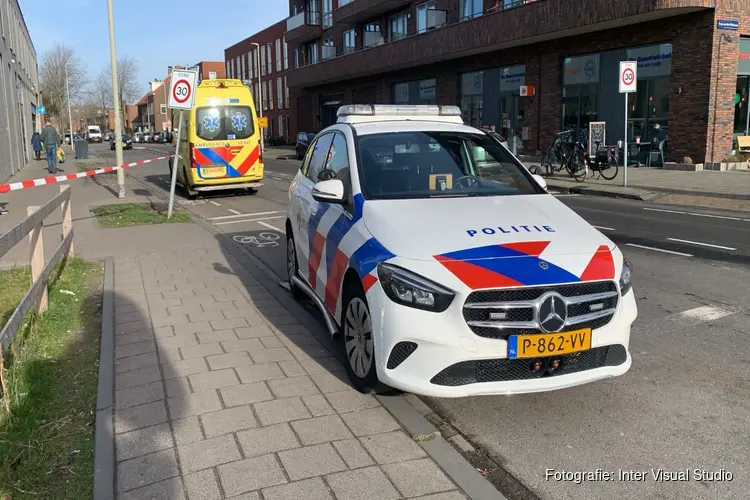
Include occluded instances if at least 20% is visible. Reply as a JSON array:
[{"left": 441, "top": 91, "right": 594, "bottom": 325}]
[
  {"left": 208, "top": 210, "right": 284, "bottom": 221},
  {"left": 666, "top": 237, "right": 737, "bottom": 251},
  {"left": 593, "top": 225, "right": 615, "bottom": 231},
  {"left": 213, "top": 215, "right": 286, "bottom": 226},
  {"left": 643, "top": 208, "right": 687, "bottom": 215},
  {"left": 625, "top": 243, "right": 693, "bottom": 257},
  {"left": 685, "top": 212, "right": 742, "bottom": 221},
  {"left": 209, "top": 200, "right": 221, "bottom": 206},
  {"left": 677, "top": 306, "right": 734, "bottom": 322},
  {"left": 257, "top": 220, "right": 283, "bottom": 232},
  {"left": 645, "top": 207, "right": 746, "bottom": 222}
]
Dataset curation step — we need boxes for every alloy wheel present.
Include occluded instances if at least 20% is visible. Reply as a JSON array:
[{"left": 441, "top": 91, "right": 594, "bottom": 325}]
[{"left": 344, "top": 298, "right": 374, "bottom": 378}]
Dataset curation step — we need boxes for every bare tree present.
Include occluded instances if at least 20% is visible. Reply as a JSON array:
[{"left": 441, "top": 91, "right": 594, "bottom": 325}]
[
  {"left": 39, "top": 44, "right": 88, "bottom": 128},
  {"left": 96, "top": 57, "right": 140, "bottom": 132}
]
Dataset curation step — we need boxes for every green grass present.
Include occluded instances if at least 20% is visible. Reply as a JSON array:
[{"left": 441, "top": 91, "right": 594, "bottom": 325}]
[
  {"left": 91, "top": 202, "right": 191, "bottom": 228},
  {"left": 0, "top": 258, "right": 104, "bottom": 499}
]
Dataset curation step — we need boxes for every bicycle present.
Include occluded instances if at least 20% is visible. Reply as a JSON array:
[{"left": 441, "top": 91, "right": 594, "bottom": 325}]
[
  {"left": 567, "top": 131, "right": 619, "bottom": 182},
  {"left": 542, "top": 129, "right": 578, "bottom": 175}
]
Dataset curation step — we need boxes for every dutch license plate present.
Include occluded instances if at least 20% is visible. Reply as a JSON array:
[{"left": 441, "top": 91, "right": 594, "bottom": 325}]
[
  {"left": 507, "top": 328, "right": 591, "bottom": 359},
  {"left": 202, "top": 166, "right": 226, "bottom": 178}
]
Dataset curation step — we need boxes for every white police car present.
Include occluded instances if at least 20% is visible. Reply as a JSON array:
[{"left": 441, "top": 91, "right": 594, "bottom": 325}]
[{"left": 285, "top": 104, "right": 637, "bottom": 397}]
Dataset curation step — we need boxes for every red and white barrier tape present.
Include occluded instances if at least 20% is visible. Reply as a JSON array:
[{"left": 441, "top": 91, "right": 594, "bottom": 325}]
[{"left": 0, "top": 155, "right": 174, "bottom": 193}]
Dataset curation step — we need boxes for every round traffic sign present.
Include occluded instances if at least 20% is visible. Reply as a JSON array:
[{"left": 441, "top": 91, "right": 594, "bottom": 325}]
[
  {"left": 172, "top": 79, "right": 191, "bottom": 104},
  {"left": 622, "top": 68, "right": 635, "bottom": 87}
]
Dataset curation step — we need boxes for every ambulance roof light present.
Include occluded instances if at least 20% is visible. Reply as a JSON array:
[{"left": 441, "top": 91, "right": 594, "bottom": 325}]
[{"left": 336, "top": 104, "right": 462, "bottom": 118}]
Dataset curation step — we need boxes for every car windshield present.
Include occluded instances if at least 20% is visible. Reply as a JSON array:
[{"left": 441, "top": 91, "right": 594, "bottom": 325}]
[
  {"left": 195, "top": 105, "right": 254, "bottom": 141},
  {"left": 306, "top": 133, "right": 317, "bottom": 142},
  {"left": 355, "top": 131, "right": 543, "bottom": 200}
]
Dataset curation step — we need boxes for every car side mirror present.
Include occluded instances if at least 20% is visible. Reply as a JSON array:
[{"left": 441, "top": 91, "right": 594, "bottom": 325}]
[
  {"left": 532, "top": 174, "right": 547, "bottom": 191},
  {"left": 312, "top": 179, "right": 345, "bottom": 204}
]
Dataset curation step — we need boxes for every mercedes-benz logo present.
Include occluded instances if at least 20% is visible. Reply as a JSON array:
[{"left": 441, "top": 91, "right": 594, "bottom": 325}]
[
  {"left": 537, "top": 292, "right": 567, "bottom": 332},
  {"left": 539, "top": 261, "right": 549, "bottom": 270}
]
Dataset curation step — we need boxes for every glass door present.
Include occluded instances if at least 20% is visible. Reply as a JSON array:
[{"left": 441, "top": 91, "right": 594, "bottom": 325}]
[
  {"left": 735, "top": 76, "right": 749, "bottom": 138},
  {"left": 499, "top": 94, "right": 524, "bottom": 155}
]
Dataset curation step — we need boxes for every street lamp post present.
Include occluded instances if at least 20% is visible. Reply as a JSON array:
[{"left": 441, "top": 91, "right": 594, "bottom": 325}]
[
  {"left": 250, "top": 42, "right": 264, "bottom": 156},
  {"left": 106, "top": 0, "right": 126, "bottom": 198},
  {"left": 64, "top": 62, "right": 74, "bottom": 152}
]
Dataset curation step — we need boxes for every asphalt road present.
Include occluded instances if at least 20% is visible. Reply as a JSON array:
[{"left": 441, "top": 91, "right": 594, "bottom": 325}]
[{"left": 98, "top": 144, "right": 750, "bottom": 500}]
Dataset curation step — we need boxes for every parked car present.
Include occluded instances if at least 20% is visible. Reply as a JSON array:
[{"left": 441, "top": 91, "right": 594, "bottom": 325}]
[
  {"left": 295, "top": 131, "right": 318, "bottom": 160},
  {"left": 110, "top": 132, "right": 133, "bottom": 150},
  {"left": 133, "top": 132, "right": 143, "bottom": 143},
  {"left": 104, "top": 132, "right": 112, "bottom": 141}
]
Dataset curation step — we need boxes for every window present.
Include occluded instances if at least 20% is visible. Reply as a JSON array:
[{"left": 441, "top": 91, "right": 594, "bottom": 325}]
[
  {"left": 275, "top": 39, "right": 282, "bottom": 72},
  {"left": 267, "top": 81, "right": 273, "bottom": 110},
  {"left": 389, "top": 12, "right": 408, "bottom": 41},
  {"left": 261, "top": 46, "right": 266, "bottom": 76},
  {"left": 459, "top": 0, "right": 483, "bottom": 20},
  {"left": 322, "top": 132, "right": 349, "bottom": 179},
  {"left": 247, "top": 51, "right": 253, "bottom": 78},
  {"left": 277, "top": 77, "right": 283, "bottom": 108},
  {"left": 240, "top": 55, "right": 246, "bottom": 79},
  {"left": 294, "top": 48, "right": 300, "bottom": 68},
  {"left": 195, "top": 106, "right": 255, "bottom": 141},
  {"left": 160, "top": 104, "right": 166, "bottom": 114},
  {"left": 625, "top": 43, "right": 672, "bottom": 145},
  {"left": 255, "top": 83, "right": 260, "bottom": 107},
  {"left": 363, "top": 23, "right": 382, "bottom": 48},
  {"left": 322, "top": 0, "right": 333, "bottom": 29},
  {"left": 305, "top": 133, "right": 335, "bottom": 181},
  {"left": 279, "top": 115, "right": 285, "bottom": 140},
  {"left": 561, "top": 54, "right": 600, "bottom": 133},
  {"left": 460, "top": 71, "right": 483, "bottom": 127},
  {"left": 267, "top": 43, "right": 272, "bottom": 74},
  {"left": 262, "top": 81, "right": 267, "bottom": 109},
  {"left": 285, "top": 77, "right": 289, "bottom": 108},
  {"left": 307, "top": 42, "right": 318, "bottom": 65},
  {"left": 343, "top": 29, "right": 356, "bottom": 54},
  {"left": 417, "top": 1, "right": 436, "bottom": 33},
  {"left": 235, "top": 57, "right": 239, "bottom": 77},
  {"left": 283, "top": 38, "right": 288, "bottom": 70},
  {"left": 322, "top": 38, "right": 335, "bottom": 60},
  {"left": 355, "top": 131, "right": 540, "bottom": 200}
]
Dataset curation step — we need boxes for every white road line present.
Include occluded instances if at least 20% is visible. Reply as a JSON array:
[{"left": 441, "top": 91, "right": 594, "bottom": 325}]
[
  {"left": 625, "top": 243, "right": 693, "bottom": 257},
  {"left": 685, "top": 212, "right": 742, "bottom": 221},
  {"left": 257, "top": 220, "right": 283, "bottom": 232},
  {"left": 213, "top": 215, "right": 286, "bottom": 226},
  {"left": 208, "top": 210, "right": 284, "bottom": 221},
  {"left": 666, "top": 237, "right": 737, "bottom": 251},
  {"left": 228, "top": 209, "right": 242, "bottom": 215},
  {"left": 593, "top": 225, "right": 615, "bottom": 231},
  {"left": 644, "top": 207, "right": 746, "bottom": 222},
  {"left": 643, "top": 208, "right": 687, "bottom": 215},
  {"left": 209, "top": 201, "right": 221, "bottom": 206},
  {"left": 677, "top": 306, "right": 734, "bottom": 322}
]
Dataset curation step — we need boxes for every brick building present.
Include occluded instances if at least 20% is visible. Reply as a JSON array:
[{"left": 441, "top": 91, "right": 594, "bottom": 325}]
[
  {"left": 224, "top": 20, "right": 294, "bottom": 143},
  {"left": 284, "top": 0, "right": 750, "bottom": 165}
]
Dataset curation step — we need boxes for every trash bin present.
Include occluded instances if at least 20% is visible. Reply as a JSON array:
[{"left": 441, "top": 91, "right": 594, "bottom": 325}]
[{"left": 74, "top": 139, "right": 88, "bottom": 159}]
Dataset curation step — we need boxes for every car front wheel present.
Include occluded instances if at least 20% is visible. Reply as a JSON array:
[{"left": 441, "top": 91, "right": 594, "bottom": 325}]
[
  {"left": 286, "top": 232, "right": 305, "bottom": 299},
  {"left": 341, "top": 282, "right": 379, "bottom": 393}
]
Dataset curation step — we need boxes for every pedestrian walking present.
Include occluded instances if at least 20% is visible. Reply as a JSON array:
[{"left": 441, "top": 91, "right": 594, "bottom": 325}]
[
  {"left": 40, "top": 120, "right": 61, "bottom": 174},
  {"left": 31, "top": 130, "right": 42, "bottom": 160}
]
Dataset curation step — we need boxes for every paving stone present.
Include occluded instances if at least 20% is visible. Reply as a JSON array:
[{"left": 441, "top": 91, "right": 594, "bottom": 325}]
[
  {"left": 235, "top": 363, "right": 286, "bottom": 383},
  {"left": 325, "top": 466, "right": 400, "bottom": 500},
  {"left": 116, "top": 320, "right": 152, "bottom": 335},
  {"left": 154, "top": 326, "right": 176, "bottom": 338},
  {"left": 251, "top": 348, "right": 295, "bottom": 364},
  {"left": 116, "top": 303, "right": 147, "bottom": 316},
  {"left": 332, "top": 439, "right": 375, "bottom": 469},
  {"left": 382, "top": 458, "right": 455, "bottom": 497},
  {"left": 116, "top": 422, "right": 174, "bottom": 461},
  {"left": 302, "top": 394, "right": 336, "bottom": 417},
  {"left": 200, "top": 301, "right": 238, "bottom": 312},
  {"left": 188, "top": 310, "right": 227, "bottom": 323},
  {"left": 117, "top": 448, "right": 179, "bottom": 493},
  {"left": 325, "top": 390, "right": 380, "bottom": 414},
  {"left": 262, "top": 477, "right": 334, "bottom": 500},
  {"left": 268, "top": 376, "right": 320, "bottom": 399},
  {"left": 168, "top": 390, "right": 222, "bottom": 419},
  {"left": 278, "top": 443, "right": 347, "bottom": 481},
  {"left": 116, "top": 381, "right": 164, "bottom": 409},
  {"left": 173, "top": 416, "right": 204, "bottom": 445},
  {"left": 218, "top": 454, "right": 287, "bottom": 497},
  {"left": 184, "top": 468, "right": 221, "bottom": 500},
  {"left": 220, "top": 382, "right": 274, "bottom": 407},
  {"left": 115, "top": 400, "right": 168, "bottom": 434},
  {"left": 290, "top": 415, "right": 353, "bottom": 446},
  {"left": 234, "top": 324, "right": 274, "bottom": 338},
  {"left": 152, "top": 314, "right": 190, "bottom": 328},
  {"left": 115, "top": 365, "right": 162, "bottom": 391},
  {"left": 409, "top": 493, "right": 467, "bottom": 500},
  {"left": 162, "top": 358, "right": 209, "bottom": 380},
  {"left": 300, "top": 357, "right": 345, "bottom": 375},
  {"left": 172, "top": 321, "right": 211, "bottom": 336},
  {"left": 156, "top": 333, "right": 199, "bottom": 350},
  {"left": 210, "top": 317, "right": 249, "bottom": 331},
  {"left": 340, "top": 408, "right": 401, "bottom": 437},
  {"left": 280, "top": 333, "right": 322, "bottom": 348},
  {"left": 223, "top": 309, "right": 265, "bottom": 325},
  {"left": 260, "top": 336, "right": 285, "bottom": 349},
  {"left": 189, "top": 369, "right": 240, "bottom": 392},
  {"left": 178, "top": 434, "right": 241, "bottom": 473},
  {"left": 116, "top": 311, "right": 146, "bottom": 325},
  {"left": 236, "top": 423, "right": 300, "bottom": 458},
  {"left": 264, "top": 315, "right": 300, "bottom": 326},
  {"left": 278, "top": 360, "right": 306, "bottom": 377},
  {"left": 115, "top": 330, "right": 155, "bottom": 347},
  {"left": 116, "top": 352, "right": 159, "bottom": 373},
  {"left": 311, "top": 372, "right": 352, "bottom": 393},
  {"left": 360, "top": 431, "right": 427, "bottom": 464},
  {"left": 165, "top": 377, "right": 192, "bottom": 398},
  {"left": 221, "top": 338, "right": 265, "bottom": 354},
  {"left": 197, "top": 329, "right": 238, "bottom": 344},
  {"left": 290, "top": 343, "right": 331, "bottom": 360},
  {"left": 254, "top": 397, "right": 311, "bottom": 426},
  {"left": 118, "top": 477, "right": 185, "bottom": 500},
  {"left": 205, "top": 351, "right": 253, "bottom": 370},
  {"left": 166, "top": 305, "right": 195, "bottom": 316},
  {"left": 179, "top": 342, "right": 223, "bottom": 360},
  {"left": 270, "top": 323, "right": 311, "bottom": 336},
  {"left": 200, "top": 405, "right": 258, "bottom": 438},
  {"left": 116, "top": 340, "right": 156, "bottom": 359},
  {"left": 159, "top": 347, "right": 182, "bottom": 364}
]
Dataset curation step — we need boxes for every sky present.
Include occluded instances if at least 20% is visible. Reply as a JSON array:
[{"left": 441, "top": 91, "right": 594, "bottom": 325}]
[{"left": 20, "top": 0, "right": 288, "bottom": 100}]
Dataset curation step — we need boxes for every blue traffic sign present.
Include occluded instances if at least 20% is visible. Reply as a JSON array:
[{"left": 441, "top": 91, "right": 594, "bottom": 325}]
[
  {"left": 37, "top": 105, "right": 45, "bottom": 115},
  {"left": 717, "top": 19, "right": 739, "bottom": 31}
]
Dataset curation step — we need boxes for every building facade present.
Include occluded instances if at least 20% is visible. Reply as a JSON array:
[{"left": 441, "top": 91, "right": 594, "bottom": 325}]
[
  {"left": 284, "top": 0, "right": 750, "bottom": 165},
  {"left": 0, "top": 0, "right": 39, "bottom": 182},
  {"left": 225, "top": 20, "right": 294, "bottom": 144}
]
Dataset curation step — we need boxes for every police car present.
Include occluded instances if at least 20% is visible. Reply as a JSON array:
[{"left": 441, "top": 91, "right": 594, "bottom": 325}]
[{"left": 285, "top": 104, "right": 637, "bottom": 397}]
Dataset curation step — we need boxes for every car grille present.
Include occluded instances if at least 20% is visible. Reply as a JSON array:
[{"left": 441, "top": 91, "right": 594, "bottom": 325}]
[
  {"left": 462, "top": 281, "right": 619, "bottom": 340},
  {"left": 430, "top": 345, "right": 627, "bottom": 387},
  {"left": 386, "top": 342, "right": 418, "bottom": 370}
]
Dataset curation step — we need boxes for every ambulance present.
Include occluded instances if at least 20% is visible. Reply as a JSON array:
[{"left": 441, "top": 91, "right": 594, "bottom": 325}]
[{"left": 171, "top": 78, "right": 264, "bottom": 197}]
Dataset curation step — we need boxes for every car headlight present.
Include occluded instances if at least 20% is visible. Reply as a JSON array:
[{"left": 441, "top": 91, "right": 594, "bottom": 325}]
[
  {"left": 377, "top": 263, "right": 454, "bottom": 313},
  {"left": 619, "top": 257, "right": 633, "bottom": 296}
]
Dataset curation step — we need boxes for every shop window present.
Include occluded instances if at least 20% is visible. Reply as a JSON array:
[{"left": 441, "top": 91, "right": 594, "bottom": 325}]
[
  {"left": 460, "top": 71, "right": 483, "bottom": 127},
  {"left": 561, "top": 54, "right": 600, "bottom": 134},
  {"left": 734, "top": 38, "right": 750, "bottom": 138},
  {"left": 626, "top": 43, "right": 672, "bottom": 145}
]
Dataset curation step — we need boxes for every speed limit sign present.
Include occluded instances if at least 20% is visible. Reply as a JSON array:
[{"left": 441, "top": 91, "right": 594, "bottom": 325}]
[
  {"left": 168, "top": 70, "right": 198, "bottom": 110},
  {"left": 619, "top": 61, "right": 637, "bottom": 93}
]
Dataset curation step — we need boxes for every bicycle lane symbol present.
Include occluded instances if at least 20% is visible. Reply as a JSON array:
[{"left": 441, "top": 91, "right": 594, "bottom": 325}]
[{"left": 233, "top": 232, "right": 280, "bottom": 248}]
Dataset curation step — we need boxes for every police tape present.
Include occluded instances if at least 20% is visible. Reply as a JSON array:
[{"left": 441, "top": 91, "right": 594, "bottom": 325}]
[{"left": 0, "top": 155, "right": 174, "bottom": 193}]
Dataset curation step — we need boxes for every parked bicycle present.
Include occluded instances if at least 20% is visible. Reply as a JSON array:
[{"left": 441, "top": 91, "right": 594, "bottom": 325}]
[
  {"left": 542, "top": 129, "right": 579, "bottom": 175},
  {"left": 567, "top": 130, "right": 619, "bottom": 182}
]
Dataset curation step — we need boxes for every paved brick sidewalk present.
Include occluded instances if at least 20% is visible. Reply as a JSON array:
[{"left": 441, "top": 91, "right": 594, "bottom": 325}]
[{"left": 110, "top": 247, "right": 471, "bottom": 500}]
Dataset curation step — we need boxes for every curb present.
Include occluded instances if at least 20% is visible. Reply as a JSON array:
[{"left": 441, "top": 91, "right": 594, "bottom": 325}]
[
  {"left": 93, "top": 256, "right": 115, "bottom": 500},
  {"left": 192, "top": 215, "right": 506, "bottom": 500},
  {"left": 545, "top": 181, "right": 657, "bottom": 201}
]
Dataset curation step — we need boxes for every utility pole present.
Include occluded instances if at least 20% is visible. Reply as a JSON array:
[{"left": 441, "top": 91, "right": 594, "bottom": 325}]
[
  {"left": 107, "top": 0, "right": 125, "bottom": 198},
  {"left": 64, "top": 62, "right": 74, "bottom": 152},
  {"left": 250, "top": 42, "right": 264, "bottom": 156}
]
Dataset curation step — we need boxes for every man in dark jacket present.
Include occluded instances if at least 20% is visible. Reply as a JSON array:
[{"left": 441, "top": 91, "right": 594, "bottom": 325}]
[
  {"left": 40, "top": 121, "right": 60, "bottom": 173},
  {"left": 31, "top": 130, "right": 43, "bottom": 160}
]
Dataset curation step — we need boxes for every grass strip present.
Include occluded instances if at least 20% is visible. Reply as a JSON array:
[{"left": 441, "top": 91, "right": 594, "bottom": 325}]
[{"left": 91, "top": 202, "right": 190, "bottom": 228}]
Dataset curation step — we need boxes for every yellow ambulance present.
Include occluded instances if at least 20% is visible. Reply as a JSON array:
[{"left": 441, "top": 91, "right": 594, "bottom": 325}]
[{"left": 172, "top": 78, "right": 264, "bottom": 197}]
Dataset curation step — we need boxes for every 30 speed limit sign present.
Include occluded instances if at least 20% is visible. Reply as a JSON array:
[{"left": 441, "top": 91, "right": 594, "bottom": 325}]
[
  {"left": 619, "top": 61, "right": 637, "bottom": 93},
  {"left": 168, "top": 70, "right": 198, "bottom": 110}
]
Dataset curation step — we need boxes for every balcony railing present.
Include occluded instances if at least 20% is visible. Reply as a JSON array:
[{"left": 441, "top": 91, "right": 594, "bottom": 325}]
[
  {"left": 338, "top": 0, "right": 354, "bottom": 5},
  {"left": 363, "top": 31, "right": 384, "bottom": 48},
  {"left": 321, "top": 45, "right": 337, "bottom": 60},
  {"left": 286, "top": 10, "right": 321, "bottom": 31}
]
